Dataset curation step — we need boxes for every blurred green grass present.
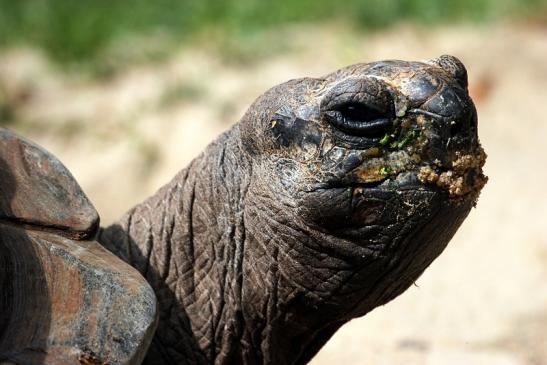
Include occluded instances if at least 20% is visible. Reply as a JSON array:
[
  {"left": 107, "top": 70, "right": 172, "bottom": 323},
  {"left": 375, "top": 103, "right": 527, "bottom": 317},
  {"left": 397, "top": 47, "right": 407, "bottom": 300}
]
[{"left": 0, "top": 0, "right": 545, "bottom": 73}]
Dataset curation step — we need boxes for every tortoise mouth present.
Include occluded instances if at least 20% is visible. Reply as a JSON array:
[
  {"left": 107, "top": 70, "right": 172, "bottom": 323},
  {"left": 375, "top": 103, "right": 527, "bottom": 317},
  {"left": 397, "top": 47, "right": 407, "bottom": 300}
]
[
  {"left": 344, "top": 137, "right": 488, "bottom": 203},
  {"left": 313, "top": 145, "right": 487, "bottom": 206},
  {"left": 307, "top": 170, "right": 424, "bottom": 194},
  {"left": 297, "top": 150, "right": 485, "bottom": 242}
]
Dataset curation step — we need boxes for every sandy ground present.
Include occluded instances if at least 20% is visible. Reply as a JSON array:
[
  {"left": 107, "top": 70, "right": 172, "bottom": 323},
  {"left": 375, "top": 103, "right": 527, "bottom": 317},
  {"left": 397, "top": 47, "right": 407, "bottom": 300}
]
[{"left": 1, "top": 23, "right": 546, "bottom": 364}]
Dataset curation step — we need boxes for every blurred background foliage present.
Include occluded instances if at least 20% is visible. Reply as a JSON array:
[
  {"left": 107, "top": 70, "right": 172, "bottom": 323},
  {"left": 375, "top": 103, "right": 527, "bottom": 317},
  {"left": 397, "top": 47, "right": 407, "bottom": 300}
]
[{"left": 0, "top": 0, "right": 545, "bottom": 74}]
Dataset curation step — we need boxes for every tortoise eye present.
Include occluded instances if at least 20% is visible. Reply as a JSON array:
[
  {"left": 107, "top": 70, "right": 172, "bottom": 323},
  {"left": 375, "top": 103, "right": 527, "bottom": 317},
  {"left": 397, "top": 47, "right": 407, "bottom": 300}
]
[
  {"left": 324, "top": 102, "right": 393, "bottom": 139},
  {"left": 341, "top": 103, "right": 385, "bottom": 122}
]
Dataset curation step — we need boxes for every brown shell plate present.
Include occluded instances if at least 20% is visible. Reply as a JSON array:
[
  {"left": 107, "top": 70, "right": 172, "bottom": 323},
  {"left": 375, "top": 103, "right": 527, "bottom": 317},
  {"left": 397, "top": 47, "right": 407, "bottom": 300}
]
[
  {"left": 0, "top": 127, "right": 99, "bottom": 240},
  {"left": 0, "top": 227, "right": 158, "bottom": 365}
]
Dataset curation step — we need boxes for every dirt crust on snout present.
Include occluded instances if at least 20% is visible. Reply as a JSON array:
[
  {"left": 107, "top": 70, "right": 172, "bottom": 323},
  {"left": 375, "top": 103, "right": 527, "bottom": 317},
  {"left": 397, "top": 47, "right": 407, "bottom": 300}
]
[{"left": 418, "top": 146, "right": 488, "bottom": 202}]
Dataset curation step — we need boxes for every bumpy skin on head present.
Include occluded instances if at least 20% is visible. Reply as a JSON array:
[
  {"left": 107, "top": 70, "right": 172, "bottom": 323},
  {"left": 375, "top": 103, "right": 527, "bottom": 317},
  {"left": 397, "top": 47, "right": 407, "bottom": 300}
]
[{"left": 100, "top": 55, "right": 487, "bottom": 365}]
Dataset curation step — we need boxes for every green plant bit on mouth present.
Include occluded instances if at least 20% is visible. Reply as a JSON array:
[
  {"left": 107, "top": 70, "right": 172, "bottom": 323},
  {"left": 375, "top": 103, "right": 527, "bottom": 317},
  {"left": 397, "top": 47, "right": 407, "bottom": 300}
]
[
  {"left": 379, "top": 166, "right": 391, "bottom": 176},
  {"left": 392, "top": 128, "right": 421, "bottom": 150},
  {"left": 379, "top": 134, "right": 390, "bottom": 146}
]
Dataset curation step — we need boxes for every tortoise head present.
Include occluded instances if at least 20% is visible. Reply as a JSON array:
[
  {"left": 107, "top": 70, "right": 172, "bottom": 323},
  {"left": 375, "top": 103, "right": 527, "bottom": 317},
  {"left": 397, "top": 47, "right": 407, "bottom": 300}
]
[{"left": 238, "top": 55, "right": 486, "bottom": 318}]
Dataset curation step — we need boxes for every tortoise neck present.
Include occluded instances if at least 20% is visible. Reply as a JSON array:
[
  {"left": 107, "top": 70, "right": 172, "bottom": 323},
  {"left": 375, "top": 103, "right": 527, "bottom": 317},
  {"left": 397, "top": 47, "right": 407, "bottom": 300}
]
[
  {"left": 99, "top": 127, "right": 254, "bottom": 364},
  {"left": 99, "top": 125, "right": 342, "bottom": 365}
]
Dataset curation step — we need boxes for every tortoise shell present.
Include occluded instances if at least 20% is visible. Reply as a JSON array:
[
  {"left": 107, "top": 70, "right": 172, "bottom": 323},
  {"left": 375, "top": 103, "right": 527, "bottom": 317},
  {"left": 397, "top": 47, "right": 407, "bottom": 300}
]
[{"left": 0, "top": 127, "right": 157, "bottom": 365}]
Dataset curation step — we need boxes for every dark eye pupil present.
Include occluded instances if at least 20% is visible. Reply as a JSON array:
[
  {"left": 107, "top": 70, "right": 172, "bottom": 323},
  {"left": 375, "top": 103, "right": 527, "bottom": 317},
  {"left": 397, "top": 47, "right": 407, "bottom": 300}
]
[{"left": 341, "top": 103, "right": 385, "bottom": 122}]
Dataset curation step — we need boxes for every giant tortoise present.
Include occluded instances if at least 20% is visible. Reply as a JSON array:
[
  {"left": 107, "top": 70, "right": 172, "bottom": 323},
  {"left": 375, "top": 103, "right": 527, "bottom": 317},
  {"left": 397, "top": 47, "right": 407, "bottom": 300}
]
[{"left": 0, "top": 55, "right": 487, "bottom": 365}]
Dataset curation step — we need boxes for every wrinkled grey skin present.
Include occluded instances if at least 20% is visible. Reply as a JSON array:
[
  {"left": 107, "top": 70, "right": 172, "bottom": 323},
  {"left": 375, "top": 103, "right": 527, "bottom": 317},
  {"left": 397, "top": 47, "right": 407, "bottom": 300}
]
[{"left": 100, "top": 55, "right": 486, "bottom": 365}]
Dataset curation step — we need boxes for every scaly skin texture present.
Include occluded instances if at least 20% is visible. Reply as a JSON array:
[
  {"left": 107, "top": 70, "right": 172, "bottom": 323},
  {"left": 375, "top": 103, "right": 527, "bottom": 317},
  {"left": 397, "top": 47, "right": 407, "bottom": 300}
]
[{"left": 100, "top": 55, "right": 487, "bottom": 365}]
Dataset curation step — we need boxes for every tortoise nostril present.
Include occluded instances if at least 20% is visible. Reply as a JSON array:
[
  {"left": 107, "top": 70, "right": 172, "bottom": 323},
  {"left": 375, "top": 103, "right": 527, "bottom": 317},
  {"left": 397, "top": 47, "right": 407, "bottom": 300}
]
[{"left": 428, "top": 55, "right": 468, "bottom": 89}]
